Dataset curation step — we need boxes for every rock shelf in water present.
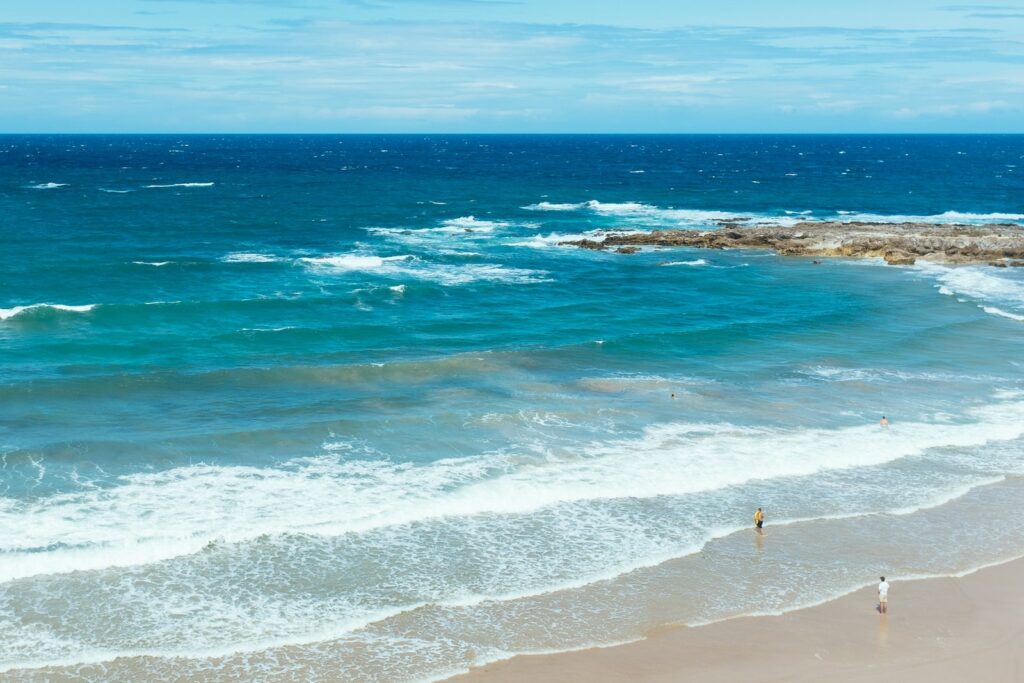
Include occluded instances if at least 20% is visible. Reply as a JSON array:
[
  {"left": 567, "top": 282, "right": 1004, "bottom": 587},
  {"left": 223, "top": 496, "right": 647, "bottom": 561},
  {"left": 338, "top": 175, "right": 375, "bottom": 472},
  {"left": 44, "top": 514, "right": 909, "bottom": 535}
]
[{"left": 562, "top": 221, "right": 1024, "bottom": 265}]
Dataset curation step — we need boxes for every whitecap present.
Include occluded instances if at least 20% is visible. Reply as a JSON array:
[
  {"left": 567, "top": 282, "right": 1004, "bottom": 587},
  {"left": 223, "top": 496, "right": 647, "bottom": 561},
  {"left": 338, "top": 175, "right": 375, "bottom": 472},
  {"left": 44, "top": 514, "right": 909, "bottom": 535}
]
[
  {"left": 981, "top": 306, "right": 1024, "bottom": 322},
  {"left": 521, "top": 202, "right": 587, "bottom": 211},
  {"left": 220, "top": 252, "right": 284, "bottom": 263},
  {"left": 660, "top": 259, "right": 707, "bottom": 267},
  {"left": 367, "top": 217, "right": 510, "bottom": 245},
  {"left": 26, "top": 182, "right": 66, "bottom": 189},
  {"left": 132, "top": 261, "right": 171, "bottom": 267},
  {"left": 0, "top": 303, "right": 96, "bottom": 321},
  {"left": 437, "top": 216, "right": 507, "bottom": 232},
  {"left": 239, "top": 326, "right": 297, "bottom": 333},
  {"left": 144, "top": 182, "right": 215, "bottom": 189},
  {"left": 300, "top": 254, "right": 412, "bottom": 271},
  {"left": 583, "top": 200, "right": 742, "bottom": 223}
]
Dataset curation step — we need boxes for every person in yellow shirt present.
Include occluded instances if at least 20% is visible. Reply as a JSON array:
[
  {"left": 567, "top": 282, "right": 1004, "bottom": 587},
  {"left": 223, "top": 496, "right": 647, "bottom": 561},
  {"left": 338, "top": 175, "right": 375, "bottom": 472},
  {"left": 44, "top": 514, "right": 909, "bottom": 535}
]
[{"left": 754, "top": 507, "right": 764, "bottom": 531}]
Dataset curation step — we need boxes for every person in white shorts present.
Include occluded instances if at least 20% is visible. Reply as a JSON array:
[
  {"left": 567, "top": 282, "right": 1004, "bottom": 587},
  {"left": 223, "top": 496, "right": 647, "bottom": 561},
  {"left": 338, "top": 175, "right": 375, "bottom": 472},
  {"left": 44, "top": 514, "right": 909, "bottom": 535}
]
[{"left": 878, "top": 576, "right": 890, "bottom": 613}]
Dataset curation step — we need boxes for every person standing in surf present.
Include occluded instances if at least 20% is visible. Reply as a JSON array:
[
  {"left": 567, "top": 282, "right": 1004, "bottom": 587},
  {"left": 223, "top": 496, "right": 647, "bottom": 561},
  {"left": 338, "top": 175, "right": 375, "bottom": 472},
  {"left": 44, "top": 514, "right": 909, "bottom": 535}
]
[
  {"left": 754, "top": 507, "right": 764, "bottom": 532},
  {"left": 878, "top": 576, "right": 890, "bottom": 613},
  {"left": 880, "top": 415, "right": 889, "bottom": 427}
]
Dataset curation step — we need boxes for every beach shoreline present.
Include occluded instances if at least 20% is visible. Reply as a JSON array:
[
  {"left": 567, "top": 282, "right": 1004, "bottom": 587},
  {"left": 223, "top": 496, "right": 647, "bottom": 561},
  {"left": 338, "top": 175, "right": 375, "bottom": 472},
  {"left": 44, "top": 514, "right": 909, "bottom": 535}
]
[{"left": 448, "top": 554, "right": 1024, "bottom": 683}]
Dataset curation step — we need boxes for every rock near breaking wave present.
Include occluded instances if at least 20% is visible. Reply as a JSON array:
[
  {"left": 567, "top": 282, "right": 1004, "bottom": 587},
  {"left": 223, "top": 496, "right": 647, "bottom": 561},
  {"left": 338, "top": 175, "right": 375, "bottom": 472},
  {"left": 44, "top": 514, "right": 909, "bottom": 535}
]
[{"left": 562, "top": 221, "right": 1024, "bottom": 266}]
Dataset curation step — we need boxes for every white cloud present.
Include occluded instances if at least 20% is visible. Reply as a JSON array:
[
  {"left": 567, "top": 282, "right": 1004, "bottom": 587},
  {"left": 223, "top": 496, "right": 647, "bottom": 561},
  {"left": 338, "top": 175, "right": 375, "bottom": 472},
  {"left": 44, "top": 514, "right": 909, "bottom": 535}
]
[{"left": 893, "top": 100, "right": 1012, "bottom": 118}]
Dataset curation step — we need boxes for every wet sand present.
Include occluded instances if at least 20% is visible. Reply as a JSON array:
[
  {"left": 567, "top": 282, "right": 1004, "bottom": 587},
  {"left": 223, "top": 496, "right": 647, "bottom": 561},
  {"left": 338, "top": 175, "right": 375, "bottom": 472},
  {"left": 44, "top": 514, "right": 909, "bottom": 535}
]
[{"left": 449, "top": 555, "right": 1024, "bottom": 683}]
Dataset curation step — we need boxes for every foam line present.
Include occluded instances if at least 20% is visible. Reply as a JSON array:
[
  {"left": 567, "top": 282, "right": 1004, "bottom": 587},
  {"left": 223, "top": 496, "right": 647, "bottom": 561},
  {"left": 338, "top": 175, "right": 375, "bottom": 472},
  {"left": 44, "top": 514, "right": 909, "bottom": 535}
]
[
  {"left": 144, "top": 182, "right": 214, "bottom": 188},
  {"left": 3, "top": 399, "right": 1022, "bottom": 583},
  {"left": 0, "top": 475, "right": 1006, "bottom": 673}
]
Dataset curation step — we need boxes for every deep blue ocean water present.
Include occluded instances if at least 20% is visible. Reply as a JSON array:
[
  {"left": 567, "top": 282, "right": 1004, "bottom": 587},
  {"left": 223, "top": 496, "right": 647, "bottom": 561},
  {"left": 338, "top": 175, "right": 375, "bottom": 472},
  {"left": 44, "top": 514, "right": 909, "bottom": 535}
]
[{"left": 2, "top": 135, "right": 1024, "bottom": 681}]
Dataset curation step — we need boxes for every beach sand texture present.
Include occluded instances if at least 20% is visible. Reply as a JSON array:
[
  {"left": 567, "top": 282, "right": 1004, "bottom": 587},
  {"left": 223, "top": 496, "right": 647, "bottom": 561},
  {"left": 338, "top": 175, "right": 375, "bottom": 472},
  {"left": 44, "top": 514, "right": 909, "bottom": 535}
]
[{"left": 452, "top": 556, "right": 1024, "bottom": 683}]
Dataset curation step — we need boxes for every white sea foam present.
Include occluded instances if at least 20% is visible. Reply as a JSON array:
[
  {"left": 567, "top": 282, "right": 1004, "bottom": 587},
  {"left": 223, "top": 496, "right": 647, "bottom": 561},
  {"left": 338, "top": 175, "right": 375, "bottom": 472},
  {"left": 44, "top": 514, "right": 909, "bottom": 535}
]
[
  {"left": 799, "top": 366, "right": 991, "bottom": 384},
  {"left": 0, "top": 467, "right": 1007, "bottom": 674},
  {"left": 26, "top": 182, "right": 67, "bottom": 189},
  {"left": 132, "top": 261, "right": 171, "bottom": 267},
  {"left": 686, "top": 201, "right": 1006, "bottom": 227},
  {"left": 521, "top": 200, "right": 743, "bottom": 224},
  {"left": 508, "top": 230, "right": 622, "bottom": 249},
  {"left": 220, "top": 252, "right": 285, "bottom": 263},
  {"left": 519, "top": 200, "right": 1024, "bottom": 229},
  {"left": 299, "top": 251, "right": 547, "bottom": 285},
  {"left": 438, "top": 216, "right": 507, "bottom": 232},
  {"left": 583, "top": 200, "right": 741, "bottom": 223},
  {"left": 239, "top": 326, "right": 297, "bottom": 333},
  {"left": 660, "top": 259, "right": 707, "bottom": 267},
  {"left": 0, "top": 436, "right": 1018, "bottom": 679},
  {"left": 822, "top": 210, "right": 1024, "bottom": 225},
  {"left": 144, "top": 182, "right": 214, "bottom": 189},
  {"left": 3, "top": 397, "right": 1022, "bottom": 584},
  {"left": 422, "top": 263, "right": 551, "bottom": 285},
  {"left": 99, "top": 188, "right": 134, "bottom": 193},
  {"left": 300, "top": 254, "right": 412, "bottom": 271},
  {"left": 366, "top": 217, "right": 512, "bottom": 249},
  {"left": 981, "top": 306, "right": 1024, "bottom": 322},
  {"left": 917, "top": 263, "right": 1024, "bottom": 320},
  {"left": 521, "top": 202, "right": 587, "bottom": 211},
  {"left": 0, "top": 303, "right": 96, "bottom": 321}
]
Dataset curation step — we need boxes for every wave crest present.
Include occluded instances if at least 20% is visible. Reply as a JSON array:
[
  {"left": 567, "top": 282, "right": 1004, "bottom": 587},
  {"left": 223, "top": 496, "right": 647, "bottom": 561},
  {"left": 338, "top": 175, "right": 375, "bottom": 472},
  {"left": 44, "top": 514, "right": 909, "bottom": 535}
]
[{"left": 0, "top": 303, "right": 96, "bottom": 321}]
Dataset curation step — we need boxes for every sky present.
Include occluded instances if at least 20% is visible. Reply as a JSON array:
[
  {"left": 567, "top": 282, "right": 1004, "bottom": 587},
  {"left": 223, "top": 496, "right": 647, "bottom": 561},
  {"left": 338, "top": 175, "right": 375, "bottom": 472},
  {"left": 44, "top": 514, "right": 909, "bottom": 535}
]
[{"left": 0, "top": 1, "right": 1023, "bottom": 132}]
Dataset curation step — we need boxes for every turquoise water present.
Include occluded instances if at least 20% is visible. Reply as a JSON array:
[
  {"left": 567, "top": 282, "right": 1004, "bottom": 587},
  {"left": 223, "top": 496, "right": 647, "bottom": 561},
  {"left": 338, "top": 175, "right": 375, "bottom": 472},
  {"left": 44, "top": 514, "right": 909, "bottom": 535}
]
[{"left": 2, "top": 135, "right": 1024, "bottom": 681}]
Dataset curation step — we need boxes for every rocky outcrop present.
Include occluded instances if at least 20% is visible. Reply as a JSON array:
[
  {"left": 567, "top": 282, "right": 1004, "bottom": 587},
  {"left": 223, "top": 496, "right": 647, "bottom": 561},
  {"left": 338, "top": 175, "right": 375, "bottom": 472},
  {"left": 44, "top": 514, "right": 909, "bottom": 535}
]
[
  {"left": 883, "top": 250, "right": 916, "bottom": 266},
  {"left": 561, "top": 221, "right": 1024, "bottom": 265}
]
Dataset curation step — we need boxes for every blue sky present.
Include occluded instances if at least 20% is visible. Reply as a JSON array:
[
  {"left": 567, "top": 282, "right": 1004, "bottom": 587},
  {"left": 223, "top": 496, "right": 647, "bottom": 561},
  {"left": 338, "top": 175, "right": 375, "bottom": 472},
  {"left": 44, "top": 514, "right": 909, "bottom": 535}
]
[{"left": 1, "top": 1, "right": 1023, "bottom": 132}]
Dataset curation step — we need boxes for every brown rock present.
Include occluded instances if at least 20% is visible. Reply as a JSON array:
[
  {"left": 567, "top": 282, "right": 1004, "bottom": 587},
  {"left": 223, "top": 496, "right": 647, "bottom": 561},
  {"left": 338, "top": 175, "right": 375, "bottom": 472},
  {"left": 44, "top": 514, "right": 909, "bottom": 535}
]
[
  {"left": 884, "top": 250, "right": 916, "bottom": 266},
  {"left": 615, "top": 246, "right": 640, "bottom": 254},
  {"left": 564, "top": 220, "right": 1024, "bottom": 266},
  {"left": 568, "top": 239, "right": 607, "bottom": 251}
]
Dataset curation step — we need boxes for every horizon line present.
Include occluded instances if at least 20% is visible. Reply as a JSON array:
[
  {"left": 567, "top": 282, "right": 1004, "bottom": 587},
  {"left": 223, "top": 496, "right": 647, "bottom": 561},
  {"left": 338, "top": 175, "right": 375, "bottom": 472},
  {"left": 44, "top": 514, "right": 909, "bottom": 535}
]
[{"left": 2, "top": 131, "right": 1023, "bottom": 136}]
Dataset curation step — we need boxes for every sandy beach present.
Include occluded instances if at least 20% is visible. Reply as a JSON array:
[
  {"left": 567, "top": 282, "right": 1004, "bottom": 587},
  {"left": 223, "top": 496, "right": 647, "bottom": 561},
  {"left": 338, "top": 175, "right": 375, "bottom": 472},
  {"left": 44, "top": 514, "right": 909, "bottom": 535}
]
[{"left": 450, "top": 555, "right": 1024, "bottom": 683}]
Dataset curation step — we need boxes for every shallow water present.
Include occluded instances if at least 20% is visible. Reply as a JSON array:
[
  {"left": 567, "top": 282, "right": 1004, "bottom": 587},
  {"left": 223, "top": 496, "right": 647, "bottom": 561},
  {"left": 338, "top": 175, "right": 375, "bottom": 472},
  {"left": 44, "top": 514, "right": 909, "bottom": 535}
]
[{"left": 2, "top": 135, "right": 1024, "bottom": 681}]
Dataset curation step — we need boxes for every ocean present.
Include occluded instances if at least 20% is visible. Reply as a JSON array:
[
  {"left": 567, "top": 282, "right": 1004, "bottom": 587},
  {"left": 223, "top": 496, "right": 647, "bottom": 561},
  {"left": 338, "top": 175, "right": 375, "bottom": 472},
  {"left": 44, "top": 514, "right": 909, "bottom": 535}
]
[{"left": 1, "top": 134, "right": 1023, "bottom": 681}]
